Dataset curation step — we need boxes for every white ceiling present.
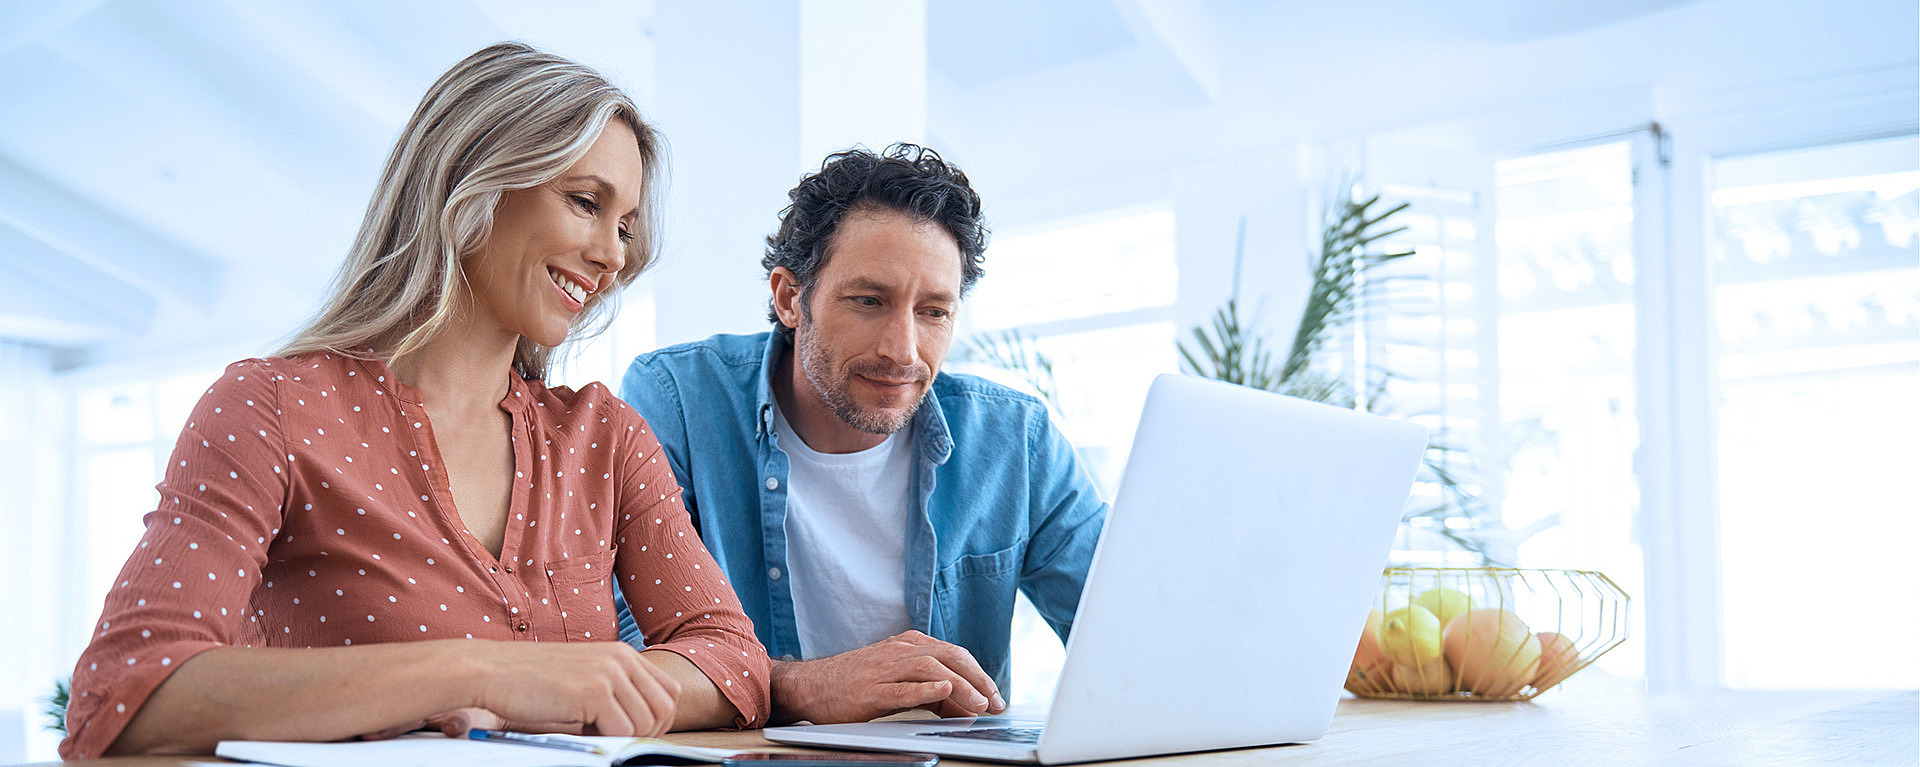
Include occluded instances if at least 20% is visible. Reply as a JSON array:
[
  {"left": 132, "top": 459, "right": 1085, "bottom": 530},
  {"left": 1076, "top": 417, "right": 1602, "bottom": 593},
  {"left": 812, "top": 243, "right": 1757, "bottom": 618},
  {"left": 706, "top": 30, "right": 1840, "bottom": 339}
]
[{"left": 1, "top": 0, "right": 1913, "bottom": 371}]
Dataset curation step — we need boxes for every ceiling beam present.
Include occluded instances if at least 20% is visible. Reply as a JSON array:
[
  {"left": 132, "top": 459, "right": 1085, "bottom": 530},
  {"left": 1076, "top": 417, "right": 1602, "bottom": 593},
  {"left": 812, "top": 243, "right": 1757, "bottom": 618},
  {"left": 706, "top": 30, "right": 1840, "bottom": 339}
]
[
  {"left": 0, "top": 0, "right": 109, "bottom": 56},
  {"left": 0, "top": 156, "right": 222, "bottom": 308},
  {"left": 1111, "top": 0, "right": 1225, "bottom": 103},
  {"left": 0, "top": 218, "right": 155, "bottom": 344}
]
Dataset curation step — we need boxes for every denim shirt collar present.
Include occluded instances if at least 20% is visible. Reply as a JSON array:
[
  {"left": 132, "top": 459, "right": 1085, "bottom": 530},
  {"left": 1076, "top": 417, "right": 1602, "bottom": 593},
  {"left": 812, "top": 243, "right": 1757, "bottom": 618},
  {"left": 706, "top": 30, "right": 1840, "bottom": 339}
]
[
  {"left": 753, "top": 332, "right": 952, "bottom": 466},
  {"left": 753, "top": 332, "right": 782, "bottom": 440}
]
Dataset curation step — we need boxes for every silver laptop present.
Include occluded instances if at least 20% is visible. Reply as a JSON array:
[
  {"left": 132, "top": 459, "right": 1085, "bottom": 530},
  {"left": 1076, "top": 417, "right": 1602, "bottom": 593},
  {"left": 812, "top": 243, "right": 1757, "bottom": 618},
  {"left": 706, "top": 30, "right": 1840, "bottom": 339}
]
[{"left": 764, "top": 374, "right": 1429, "bottom": 764}]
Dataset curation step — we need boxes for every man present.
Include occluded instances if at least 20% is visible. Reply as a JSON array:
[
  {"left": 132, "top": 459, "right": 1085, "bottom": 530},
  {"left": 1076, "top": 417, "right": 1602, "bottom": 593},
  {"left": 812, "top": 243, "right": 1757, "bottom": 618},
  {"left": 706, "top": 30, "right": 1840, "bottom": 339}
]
[{"left": 613, "top": 144, "right": 1107, "bottom": 725}]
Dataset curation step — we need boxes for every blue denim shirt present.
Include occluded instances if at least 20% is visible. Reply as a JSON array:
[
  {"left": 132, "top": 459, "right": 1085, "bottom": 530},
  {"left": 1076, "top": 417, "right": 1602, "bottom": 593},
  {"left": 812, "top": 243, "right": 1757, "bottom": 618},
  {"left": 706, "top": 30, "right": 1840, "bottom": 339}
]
[{"left": 613, "top": 332, "right": 1106, "bottom": 690}]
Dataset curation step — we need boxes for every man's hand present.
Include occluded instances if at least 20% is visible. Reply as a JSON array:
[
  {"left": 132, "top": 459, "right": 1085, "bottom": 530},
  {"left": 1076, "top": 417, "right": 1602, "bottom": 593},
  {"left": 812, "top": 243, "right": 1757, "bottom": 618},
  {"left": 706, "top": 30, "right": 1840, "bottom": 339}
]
[{"left": 770, "top": 631, "right": 1005, "bottom": 724}]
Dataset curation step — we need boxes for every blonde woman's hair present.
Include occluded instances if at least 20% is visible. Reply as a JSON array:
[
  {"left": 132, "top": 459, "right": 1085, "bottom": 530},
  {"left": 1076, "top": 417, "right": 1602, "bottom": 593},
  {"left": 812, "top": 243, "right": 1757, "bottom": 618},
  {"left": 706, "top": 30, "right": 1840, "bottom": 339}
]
[{"left": 280, "top": 41, "right": 663, "bottom": 380}]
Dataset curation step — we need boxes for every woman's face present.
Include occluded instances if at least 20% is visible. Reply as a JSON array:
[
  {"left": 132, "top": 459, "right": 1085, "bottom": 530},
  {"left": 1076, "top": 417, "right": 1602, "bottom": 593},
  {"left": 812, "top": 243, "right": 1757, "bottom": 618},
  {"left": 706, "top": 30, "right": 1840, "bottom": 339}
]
[{"left": 464, "top": 121, "right": 644, "bottom": 348}]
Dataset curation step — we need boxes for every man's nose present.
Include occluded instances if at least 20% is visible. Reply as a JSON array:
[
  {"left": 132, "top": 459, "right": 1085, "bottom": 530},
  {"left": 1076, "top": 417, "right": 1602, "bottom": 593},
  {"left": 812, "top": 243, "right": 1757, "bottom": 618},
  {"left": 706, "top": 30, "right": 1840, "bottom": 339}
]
[{"left": 875, "top": 309, "right": 918, "bottom": 366}]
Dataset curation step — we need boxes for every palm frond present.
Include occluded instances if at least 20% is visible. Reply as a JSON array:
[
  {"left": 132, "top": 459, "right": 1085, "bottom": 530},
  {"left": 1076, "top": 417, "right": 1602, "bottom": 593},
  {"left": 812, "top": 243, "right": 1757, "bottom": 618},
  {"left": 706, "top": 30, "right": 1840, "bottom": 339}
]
[
  {"left": 1179, "top": 184, "right": 1500, "bottom": 564},
  {"left": 1177, "top": 299, "right": 1285, "bottom": 391},
  {"left": 45, "top": 677, "right": 68, "bottom": 735}
]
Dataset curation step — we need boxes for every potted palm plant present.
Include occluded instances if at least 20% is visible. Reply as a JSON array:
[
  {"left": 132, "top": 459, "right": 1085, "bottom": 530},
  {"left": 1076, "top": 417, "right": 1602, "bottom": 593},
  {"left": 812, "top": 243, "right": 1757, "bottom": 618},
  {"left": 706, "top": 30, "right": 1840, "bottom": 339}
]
[{"left": 1179, "top": 188, "right": 1499, "bottom": 563}]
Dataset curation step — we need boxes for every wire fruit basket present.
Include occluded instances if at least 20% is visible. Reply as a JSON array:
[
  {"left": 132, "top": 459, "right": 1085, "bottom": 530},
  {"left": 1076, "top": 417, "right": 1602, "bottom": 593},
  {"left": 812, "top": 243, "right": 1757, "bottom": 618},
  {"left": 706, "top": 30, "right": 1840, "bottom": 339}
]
[{"left": 1345, "top": 567, "right": 1629, "bottom": 701}]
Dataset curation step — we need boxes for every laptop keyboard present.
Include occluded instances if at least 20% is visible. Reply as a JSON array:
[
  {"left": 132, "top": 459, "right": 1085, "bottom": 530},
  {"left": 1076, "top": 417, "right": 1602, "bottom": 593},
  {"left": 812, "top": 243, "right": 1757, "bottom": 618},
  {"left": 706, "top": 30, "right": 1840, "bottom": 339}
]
[{"left": 915, "top": 726, "right": 1044, "bottom": 744}]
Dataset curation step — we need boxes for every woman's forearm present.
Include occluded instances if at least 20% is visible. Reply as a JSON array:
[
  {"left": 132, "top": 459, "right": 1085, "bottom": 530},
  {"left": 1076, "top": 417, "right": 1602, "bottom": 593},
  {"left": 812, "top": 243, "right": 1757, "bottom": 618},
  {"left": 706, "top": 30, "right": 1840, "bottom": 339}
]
[
  {"left": 642, "top": 649, "right": 741, "bottom": 730},
  {"left": 106, "top": 639, "right": 710, "bottom": 755},
  {"left": 109, "top": 641, "right": 480, "bottom": 755}
]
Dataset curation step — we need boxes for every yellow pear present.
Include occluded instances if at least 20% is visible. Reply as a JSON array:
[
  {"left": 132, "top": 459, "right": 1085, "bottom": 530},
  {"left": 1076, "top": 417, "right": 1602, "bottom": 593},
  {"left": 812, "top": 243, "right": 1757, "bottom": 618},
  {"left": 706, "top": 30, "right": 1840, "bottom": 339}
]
[
  {"left": 1442, "top": 608, "right": 1541, "bottom": 697},
  {"left": 1378, "top": 605, "right": 1443, "bottom": 667},
  {"left": 1412, "top": 586, "right": 1474, "bottom": 627}
]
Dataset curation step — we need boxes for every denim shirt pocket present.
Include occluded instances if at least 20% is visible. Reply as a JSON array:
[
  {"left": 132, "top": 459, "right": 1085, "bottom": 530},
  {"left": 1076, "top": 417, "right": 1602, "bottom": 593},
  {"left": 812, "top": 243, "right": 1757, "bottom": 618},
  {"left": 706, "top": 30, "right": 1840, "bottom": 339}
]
[
  {"left": 930, "top": 541, "right": 1023, "bottom": 654},
  {"left": 546, "top": 551, "right": 618, "bottom": 642}
]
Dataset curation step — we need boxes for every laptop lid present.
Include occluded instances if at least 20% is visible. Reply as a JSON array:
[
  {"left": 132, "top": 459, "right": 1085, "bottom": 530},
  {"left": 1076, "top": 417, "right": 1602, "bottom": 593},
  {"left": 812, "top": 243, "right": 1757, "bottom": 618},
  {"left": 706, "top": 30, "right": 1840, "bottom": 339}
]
[
  {"left": 766, "top": 374, "right": 1427, "bottom": 764},
  {"left": 1035, "top": 374, "right": 1426, "bottom": 763}
]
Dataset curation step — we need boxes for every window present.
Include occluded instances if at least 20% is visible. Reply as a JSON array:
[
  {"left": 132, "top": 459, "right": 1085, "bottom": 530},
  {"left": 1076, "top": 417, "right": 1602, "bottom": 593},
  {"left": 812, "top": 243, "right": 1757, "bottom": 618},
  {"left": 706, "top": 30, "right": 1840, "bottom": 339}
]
[
  {"left": 1486, "top": 142, "right": 1648, "bottom": 677},
  {"left": 1364, "top": 182, "right": 1490, "bottom": 566},
  {"left": 71, "top": 371, "right": 220, "bottom": 623},
  {"left": 1709, "top": 134, "right": 1919, "bottom": 689},
  {"left": 1372, "top": 126, "right": 1920, "bottom": 689},
  {"left": 954, "top": 206, "right": 1180, "bottom": 702},
  {"left": 1371, "top": 138, "right": 1654, "bottom": 677},
  {"left": 960, "top": 207, "right": 1179, "bottom": 491}
]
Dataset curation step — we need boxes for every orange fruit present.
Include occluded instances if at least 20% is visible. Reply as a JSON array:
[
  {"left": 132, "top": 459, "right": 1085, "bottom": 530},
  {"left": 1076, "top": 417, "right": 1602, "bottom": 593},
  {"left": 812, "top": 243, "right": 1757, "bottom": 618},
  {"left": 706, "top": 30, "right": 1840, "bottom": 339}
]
[
  {"left": 1532, "top": 631, "right": 1580, "bottom": 689},
  {"left": 1390, "top": 659, "right": 1455, "bottom": 695},
  {"left": 1442, "top": 608, "right": 1541, "bottom": 697},
  {"left": 1345, "top": 609, "right": 1392, "bottom": 694}
]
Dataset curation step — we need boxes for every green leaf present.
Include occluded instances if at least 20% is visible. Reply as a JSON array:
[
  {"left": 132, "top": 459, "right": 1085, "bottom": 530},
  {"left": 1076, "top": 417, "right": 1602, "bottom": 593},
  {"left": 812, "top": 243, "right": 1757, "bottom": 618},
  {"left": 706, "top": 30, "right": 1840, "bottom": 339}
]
[
  {"left": 46, "top": 676, "right": 69, "bottom": 735},
  {"left": 1177, "top": 184, "right": 1500, "bottom": 564}
]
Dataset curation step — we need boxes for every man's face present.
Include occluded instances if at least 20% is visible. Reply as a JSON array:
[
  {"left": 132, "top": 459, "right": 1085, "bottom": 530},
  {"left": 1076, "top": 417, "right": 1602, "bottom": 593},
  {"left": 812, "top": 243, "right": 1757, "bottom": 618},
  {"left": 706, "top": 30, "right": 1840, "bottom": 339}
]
[{"left": 780, "top": 207, "right": 963, "bottom": 437}]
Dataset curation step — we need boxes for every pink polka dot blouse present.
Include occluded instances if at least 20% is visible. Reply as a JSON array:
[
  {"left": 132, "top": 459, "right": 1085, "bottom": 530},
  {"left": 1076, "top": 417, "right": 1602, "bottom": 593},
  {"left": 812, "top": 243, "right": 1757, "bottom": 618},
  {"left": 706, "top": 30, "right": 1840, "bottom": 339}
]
[{"left": 59, "top": 352, "right": 771, "bottom": 759}]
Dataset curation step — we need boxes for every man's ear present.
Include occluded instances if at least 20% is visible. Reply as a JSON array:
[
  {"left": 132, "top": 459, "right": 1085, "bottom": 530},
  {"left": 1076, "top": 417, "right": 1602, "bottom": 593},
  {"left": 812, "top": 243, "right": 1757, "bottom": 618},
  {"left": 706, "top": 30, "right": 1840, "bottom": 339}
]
[{"left": 769, "top": 267, "right": 803, "bottom": 330}]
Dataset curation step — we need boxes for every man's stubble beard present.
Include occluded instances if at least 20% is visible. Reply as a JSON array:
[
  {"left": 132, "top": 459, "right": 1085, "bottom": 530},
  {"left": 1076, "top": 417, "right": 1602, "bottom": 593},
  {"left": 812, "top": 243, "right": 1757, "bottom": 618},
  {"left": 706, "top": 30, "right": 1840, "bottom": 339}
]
[{"left": 795, "top": 320, "right": 930, "bottom": 436}]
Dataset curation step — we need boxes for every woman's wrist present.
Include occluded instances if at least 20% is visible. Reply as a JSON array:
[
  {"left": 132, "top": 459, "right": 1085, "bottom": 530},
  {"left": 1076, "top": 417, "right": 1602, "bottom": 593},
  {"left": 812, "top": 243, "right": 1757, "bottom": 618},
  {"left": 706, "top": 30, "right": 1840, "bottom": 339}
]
[{"left": 434, "top": 640, "right": 498, "bottom": 712}]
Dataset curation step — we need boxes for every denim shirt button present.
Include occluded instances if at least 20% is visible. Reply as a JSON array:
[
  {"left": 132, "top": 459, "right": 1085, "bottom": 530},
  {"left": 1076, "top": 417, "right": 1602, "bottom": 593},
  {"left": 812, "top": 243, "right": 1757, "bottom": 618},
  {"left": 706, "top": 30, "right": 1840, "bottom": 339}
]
[
  {"left": 765, "top": 476, "right": 780, "bottom": 491},
  {"left": 768, "top": 566, "right": 783, "bottom": 580}
]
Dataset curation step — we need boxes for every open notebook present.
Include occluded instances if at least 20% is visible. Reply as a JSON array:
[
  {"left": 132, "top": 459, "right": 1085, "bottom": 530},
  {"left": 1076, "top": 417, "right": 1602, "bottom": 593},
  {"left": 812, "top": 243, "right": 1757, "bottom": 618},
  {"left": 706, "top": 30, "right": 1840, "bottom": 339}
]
[{"left": 215, "top": 732, "right": 741, "bottom": 767}]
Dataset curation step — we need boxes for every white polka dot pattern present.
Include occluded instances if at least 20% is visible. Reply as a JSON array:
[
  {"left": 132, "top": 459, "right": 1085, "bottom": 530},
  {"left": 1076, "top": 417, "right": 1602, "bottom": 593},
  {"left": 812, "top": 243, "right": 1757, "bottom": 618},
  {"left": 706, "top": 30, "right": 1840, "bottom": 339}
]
[{"left": 60, "top": 354, "right": 770, "bottom": 760}]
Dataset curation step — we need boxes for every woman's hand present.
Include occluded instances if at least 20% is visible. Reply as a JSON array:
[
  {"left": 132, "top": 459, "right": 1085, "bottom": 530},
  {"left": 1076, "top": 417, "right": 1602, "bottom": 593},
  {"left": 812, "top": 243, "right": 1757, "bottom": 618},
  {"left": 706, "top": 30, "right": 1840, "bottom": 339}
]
[{"left": 460, "top": 641, "right": 683, "bottom": 738}]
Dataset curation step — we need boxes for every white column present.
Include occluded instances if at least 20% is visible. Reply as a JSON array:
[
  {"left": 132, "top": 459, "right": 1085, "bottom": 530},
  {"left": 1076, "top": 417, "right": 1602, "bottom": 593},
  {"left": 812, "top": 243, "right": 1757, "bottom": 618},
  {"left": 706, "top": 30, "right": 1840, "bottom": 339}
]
[
  {"left": 645, "top": 1, "right": 929, "bottom": 350},
  {"left": 647, "top": 4, "right": 804, "bottom": 348}
]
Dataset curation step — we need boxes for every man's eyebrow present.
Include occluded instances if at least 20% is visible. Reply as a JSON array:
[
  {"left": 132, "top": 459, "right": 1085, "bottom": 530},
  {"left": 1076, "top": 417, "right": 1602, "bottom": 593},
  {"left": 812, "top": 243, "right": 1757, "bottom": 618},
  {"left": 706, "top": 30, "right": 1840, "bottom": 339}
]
[
  {"left": 840, "top": 277, "right": 957, "bottom": 304},
  {"left": 838, "top": 277, "right": 895, "bottom": 294},
  {"left": 922, "top": 288, "right": 959, "bottom": 304}
]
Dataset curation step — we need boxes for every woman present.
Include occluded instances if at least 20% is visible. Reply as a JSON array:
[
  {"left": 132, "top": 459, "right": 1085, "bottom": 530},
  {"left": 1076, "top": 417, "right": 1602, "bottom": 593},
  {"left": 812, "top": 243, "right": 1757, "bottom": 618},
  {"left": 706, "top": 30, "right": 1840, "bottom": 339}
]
[{"left": 59, "top": 42, "right": 769, "bottom": 759}]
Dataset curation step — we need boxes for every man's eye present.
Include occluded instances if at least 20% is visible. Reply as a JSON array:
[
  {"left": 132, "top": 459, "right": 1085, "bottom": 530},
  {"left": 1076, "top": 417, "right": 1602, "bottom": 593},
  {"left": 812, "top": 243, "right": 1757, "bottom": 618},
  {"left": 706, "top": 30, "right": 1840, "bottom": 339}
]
[
  {"left": 854, "top": 296, "right": 881, "bottom": 307},
  {"left": 924, "top": 308, "right": 950, "bottom": 320}
]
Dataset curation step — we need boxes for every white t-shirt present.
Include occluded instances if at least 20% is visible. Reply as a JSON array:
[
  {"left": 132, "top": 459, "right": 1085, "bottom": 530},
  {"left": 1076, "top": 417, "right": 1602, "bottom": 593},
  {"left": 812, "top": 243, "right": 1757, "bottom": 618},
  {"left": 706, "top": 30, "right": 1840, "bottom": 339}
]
[{"left": 772, "top": 403, "right": 915, "bottom": 659}]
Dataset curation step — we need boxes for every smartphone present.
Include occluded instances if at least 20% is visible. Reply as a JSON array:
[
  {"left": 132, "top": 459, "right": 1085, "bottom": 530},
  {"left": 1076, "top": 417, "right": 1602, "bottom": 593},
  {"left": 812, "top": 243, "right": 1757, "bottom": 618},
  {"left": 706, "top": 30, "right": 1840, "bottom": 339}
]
[{"left": 722, "top": 752, "right": 938, "bottom": 767}]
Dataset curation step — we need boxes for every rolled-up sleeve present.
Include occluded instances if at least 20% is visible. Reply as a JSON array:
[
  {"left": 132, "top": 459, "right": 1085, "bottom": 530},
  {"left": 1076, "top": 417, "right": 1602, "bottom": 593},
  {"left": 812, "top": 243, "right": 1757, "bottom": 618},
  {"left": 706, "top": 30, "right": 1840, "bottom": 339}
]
[
  {"left": 1019, "top": 405, "right": 1108, "bottom": 643},
  {"left": 610, "top": 409, "right": 771, "bottom": 728},
  {"left": 61, "top": 361, "right": 289, "bottom": 760}
]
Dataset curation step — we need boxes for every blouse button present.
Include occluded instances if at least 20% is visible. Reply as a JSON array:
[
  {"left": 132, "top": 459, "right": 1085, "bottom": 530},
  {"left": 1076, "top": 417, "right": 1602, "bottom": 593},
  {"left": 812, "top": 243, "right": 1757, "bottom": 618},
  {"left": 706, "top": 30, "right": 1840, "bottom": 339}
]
[
  {"left": 516, "top": 621, "right": 529, "bottom": 633},
  {"left": 504, "top": 567, "right": 514, "bottom": 575}
]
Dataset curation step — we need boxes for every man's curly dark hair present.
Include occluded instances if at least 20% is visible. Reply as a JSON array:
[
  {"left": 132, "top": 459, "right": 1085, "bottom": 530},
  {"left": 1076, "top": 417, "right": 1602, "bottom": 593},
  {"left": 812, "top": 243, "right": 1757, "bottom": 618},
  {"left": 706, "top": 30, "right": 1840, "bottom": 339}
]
[{"left": 762, "top": 143, "right": 988, "bottom": 343}]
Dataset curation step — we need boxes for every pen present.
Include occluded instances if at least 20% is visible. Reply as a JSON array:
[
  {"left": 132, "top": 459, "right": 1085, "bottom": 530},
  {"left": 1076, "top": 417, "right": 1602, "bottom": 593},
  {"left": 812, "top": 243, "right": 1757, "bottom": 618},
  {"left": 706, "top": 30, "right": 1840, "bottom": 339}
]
[{"left": 468, "top": 728, "right": 610, "bottom": 756}]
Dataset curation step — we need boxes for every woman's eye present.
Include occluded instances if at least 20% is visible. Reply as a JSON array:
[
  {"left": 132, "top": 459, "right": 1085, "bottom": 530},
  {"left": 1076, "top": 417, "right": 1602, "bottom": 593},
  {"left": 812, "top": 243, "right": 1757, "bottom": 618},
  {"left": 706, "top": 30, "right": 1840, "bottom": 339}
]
[
  {"left": 617, "top": 229, "right": 634, "bottom": 243},
  {"left": 569, "top": 194, "right": 599, "bottom": 214}
]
